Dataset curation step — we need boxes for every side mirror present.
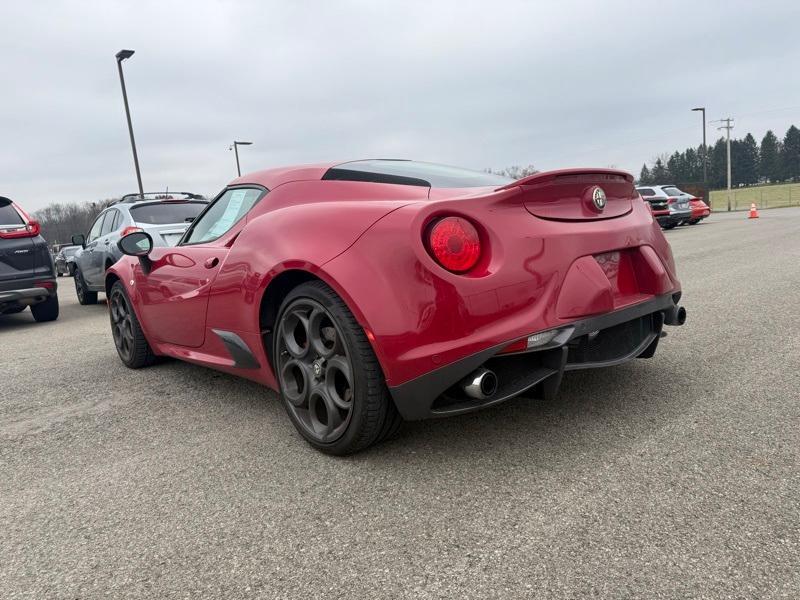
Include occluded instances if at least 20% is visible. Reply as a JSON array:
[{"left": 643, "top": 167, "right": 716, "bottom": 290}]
[
  {"left": 118, "top": 231, "right": 153, "bottom": 257},
  {"left": 71, "top": 233, "right": 86, "bottom": 248}
]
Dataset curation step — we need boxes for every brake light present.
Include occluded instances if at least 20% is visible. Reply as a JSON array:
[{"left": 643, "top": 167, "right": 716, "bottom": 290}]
[
  {"left": 667, "top": 198, "right": 676, "bottom": 205},
  {"left": 0, "top": 220, "right": 40, "bottom": 239},
  {"left": 427, "top": 216, "right": 481, "bottom": 273},
  {"left": 120, "top": 226, "right": 143, "bottom": 237}
]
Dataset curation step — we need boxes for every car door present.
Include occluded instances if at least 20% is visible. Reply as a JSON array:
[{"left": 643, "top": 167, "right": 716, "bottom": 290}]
[
  {"left": 133, "top": 187, "right": 266, "bottom": 348},
  {"left": 95, "top": 208, "right": 120, "bottom": 274},
  {"left": 78, "top": 213, "right": 106, "bottom": 286}
]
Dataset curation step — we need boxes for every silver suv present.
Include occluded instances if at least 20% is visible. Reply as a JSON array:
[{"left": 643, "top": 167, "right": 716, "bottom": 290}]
[
  {"left": 71, "top": 193, "right": 208, "bottom": 304},
  {"left": 635, "top": 185, "right": 693, "bottom": 229}
]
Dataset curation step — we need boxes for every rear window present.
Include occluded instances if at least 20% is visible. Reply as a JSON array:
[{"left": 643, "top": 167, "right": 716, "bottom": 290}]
[
  {"left": 662, "top": 187, "right": 685, "bottom": 197},
  {"left": 323, "top": 160, "right": 514, "bottom": 188},
  {"left": 0, "top": 201, "right": 23, "bottom": 226},
  {"left": 636, "top": 188, "right": 656, "bottom": 197},
  {"left": 130, "top": 201, "right": 208, "bottom": 225}
]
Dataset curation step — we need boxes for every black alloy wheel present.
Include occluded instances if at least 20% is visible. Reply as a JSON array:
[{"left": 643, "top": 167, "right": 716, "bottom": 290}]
[
  {"left": 273, "top": 281, "right": 402, "bottom": 455},
  {"left": 74, "top": 268, "right": 98, "bottom": 305},
  {"left": 109, "top": 281, "right": 156, "bottom": 368},
  {"left": 277, "top": 297, "right": 356, "bottom": 444}
]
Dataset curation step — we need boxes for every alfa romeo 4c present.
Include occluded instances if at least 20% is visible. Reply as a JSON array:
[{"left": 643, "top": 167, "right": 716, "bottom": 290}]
[{"left": 107, "top": 160, "right": 686, "bottom": 454}]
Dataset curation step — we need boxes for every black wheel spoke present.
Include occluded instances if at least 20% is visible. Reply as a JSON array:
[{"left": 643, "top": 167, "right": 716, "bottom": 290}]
[
  {"left": 280, "top": 359, "right": 310, "bottom": 407},
  {"left": 325, "top": 356, "right": 353, "bottom": 410}
]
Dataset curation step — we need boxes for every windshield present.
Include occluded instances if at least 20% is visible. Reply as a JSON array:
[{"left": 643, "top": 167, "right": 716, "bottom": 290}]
[{"left": 130, "top": 201, "right": 208, "bottom": 225}]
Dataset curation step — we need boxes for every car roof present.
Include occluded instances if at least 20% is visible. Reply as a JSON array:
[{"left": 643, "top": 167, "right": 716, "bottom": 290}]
[
  {"left": 231, "top": 160, "right": 515, "bottom": 190},
  {"left": 231, "top": 163, "right": 339, "bottom": 189}
]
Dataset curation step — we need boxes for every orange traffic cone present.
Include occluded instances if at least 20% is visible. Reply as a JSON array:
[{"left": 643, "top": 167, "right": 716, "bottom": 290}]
[{"left": 748, "top": 203, "right": 759, "bottom": 219}]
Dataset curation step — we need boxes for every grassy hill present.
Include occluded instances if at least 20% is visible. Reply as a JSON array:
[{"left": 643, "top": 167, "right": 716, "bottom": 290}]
[{"left": 709, "top": 182, "right": 800, "bottom": 211}]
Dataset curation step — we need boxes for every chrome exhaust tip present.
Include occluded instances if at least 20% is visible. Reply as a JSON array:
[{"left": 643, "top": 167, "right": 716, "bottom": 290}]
[{"left": 462, "top": 368, "right": 498, "bottom": 400}]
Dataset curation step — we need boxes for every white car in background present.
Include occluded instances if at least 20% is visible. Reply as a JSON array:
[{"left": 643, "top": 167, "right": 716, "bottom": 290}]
[{"left": 636, "top": 185, "right": 693, "bottom": 229}]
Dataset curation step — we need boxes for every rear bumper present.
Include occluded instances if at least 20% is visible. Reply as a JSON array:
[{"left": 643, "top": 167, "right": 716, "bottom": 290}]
[
  {"left": 0, "top": 276, "right": 57, "bottom": 307},
  {"left": 388, "top": 292, "right": 685, "bottom": 420},
  {"left": 656, "top": 213, "right": 686, "bottom": 227}
]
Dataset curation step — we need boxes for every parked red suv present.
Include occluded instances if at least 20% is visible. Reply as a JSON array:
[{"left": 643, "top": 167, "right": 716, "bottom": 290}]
[{"left": 0, "top": 196, "right": 59, "bottom": 321}]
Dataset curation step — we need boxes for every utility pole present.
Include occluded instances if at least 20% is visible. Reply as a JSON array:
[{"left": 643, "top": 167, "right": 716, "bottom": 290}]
[{"left": 716, "top": 117, "right": 734, "bottom": 211}]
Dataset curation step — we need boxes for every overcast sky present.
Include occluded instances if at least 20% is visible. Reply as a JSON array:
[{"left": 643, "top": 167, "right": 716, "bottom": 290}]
[{"left": 2, "top": 0, "right": 799, "bottom": 211}]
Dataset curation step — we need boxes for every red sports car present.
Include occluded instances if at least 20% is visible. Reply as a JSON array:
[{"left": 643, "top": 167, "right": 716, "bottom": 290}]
[
  {"left": 688, "top": 196, "right": 711, "bottom": 224},
  {"left": 107, "top": 160, "right": 686, "bottom": 454}
]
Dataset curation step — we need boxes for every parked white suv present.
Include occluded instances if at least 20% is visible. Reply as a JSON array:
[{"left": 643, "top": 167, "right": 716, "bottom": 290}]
[{"left": 636, "top": 185, "right": 693, "bottom": 229}]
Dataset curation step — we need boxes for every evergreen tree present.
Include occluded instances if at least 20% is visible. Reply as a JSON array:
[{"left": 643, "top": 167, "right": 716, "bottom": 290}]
[
  {"left": 759, "top": 130, "right": 782, "bottom": 182},
  {"left": 737, "top": 133, "right": 759, "bottom": 185},
  {"left": 667, "top": 151, "right": 685, "bottom": 182},
  {"left": 650, "top": 157, "right": 670, "bottom": 183},
  {"left": 639, "top": 164, "right": 652, "bottom": 185},
  {"left": 709, "top": 137, "right": 727, "bottom": 188},
  {"left": 781, "top": 125, "right": 800, "bottom": 181},
  {"left": 684, "top": 147, "right": 700, "bottom": 181}
]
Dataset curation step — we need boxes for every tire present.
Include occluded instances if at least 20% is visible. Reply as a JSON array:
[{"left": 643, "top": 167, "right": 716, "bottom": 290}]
[
  {"left": 30, "top": 295, "right": 59, "bottom": 322},
  {"left": 68, "top": 264, "right": 75, "bottom": 277},
  {"left": 109, "top": 281, "right": 156, "bottom": 368},
  {"left": 57, "top": 271, "right": 63, "bottom": 277},
  {"left": 273, "top": 280, "right": 401, "bottom": 455},
  {"left": 74, "top": 268, "right": 98, "bottom": 305},
  {"left": 662, "top": 223, "right": 677, "bottom": 230}
]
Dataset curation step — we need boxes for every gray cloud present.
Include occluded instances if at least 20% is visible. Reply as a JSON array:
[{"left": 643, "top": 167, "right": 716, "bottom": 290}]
[{"left": 2, "top": 0, "right": 799, "bottom": 210}]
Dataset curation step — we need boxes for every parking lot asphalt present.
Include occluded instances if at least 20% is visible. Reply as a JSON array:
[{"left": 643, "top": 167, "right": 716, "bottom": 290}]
[{"left": 2, "top": 208, "right": 799, "bottom": 599}]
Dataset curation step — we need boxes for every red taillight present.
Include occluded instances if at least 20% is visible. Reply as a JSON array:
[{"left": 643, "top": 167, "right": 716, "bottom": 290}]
[
  {"left": 120, "top": 226, "right": 143, "bottom": 237},
  {"left": 427, "top": 217, "right": 481, "bottom": 273},
  {"left": 667, "top": 197, "right": 676, "bottom": 205},
  {"left": 0, "top": 220, "right": 40, "bottom": 239}
]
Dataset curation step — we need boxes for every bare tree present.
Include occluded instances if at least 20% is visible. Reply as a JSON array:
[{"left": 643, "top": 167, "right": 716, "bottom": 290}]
[
  {"left": 486, "top": 164, "right": 539, "bottom": 180},
  {"left": 34, "top": 198, "right": 116, "bottom": 246}
]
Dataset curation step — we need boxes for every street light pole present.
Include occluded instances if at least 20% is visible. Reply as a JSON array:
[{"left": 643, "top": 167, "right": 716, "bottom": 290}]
[
  {"left": 691, "top": 107, "right": 707, "bottom": 204},
  {"left": 230, "top": 141, "right": 253, "bottom": 177},
  {"left": 115, "top": 49, "right": 144, "bottom": 198}
]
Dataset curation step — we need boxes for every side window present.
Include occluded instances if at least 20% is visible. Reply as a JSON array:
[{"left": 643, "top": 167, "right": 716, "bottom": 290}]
[
  {"left": 182, "top": 188, "right": 263, "bottom": 245},
  {"left": 111, "top": 210, "right": 122, "bottom": 232},
  {"left": 100, "top": 210, "right": 116, "bottom": 236},
  {"left": 87, "top": 214, "right": 105, "bottom": 242}
]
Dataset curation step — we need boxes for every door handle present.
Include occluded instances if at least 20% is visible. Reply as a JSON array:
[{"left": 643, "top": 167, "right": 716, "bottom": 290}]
[{"left": 204, "top": 257, "right": 219, "bottom": 269}]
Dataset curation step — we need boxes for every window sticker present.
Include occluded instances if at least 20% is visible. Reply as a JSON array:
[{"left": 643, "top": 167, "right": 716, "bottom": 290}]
[{"left": 205, "top": 189, "right": 247, "bottom": 239}]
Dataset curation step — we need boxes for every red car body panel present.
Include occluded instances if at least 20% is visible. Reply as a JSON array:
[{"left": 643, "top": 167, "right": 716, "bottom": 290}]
[
  {"left": 106, "top": 162, "right": 683, "bottom": 418},
  {"left": 324, "top": 181, "right": 677, "bottom": 386},
  {"left": 690, "top": 198, "right": 711, "bottom": 220}
]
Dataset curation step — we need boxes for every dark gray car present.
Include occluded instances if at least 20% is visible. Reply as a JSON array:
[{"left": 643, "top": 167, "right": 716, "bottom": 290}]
[
  {"left": 71, "top": 193, "right": 207, "bottom": 304},
  {"left": 0, "top": 196, "right": 59, "bottom": 321}
]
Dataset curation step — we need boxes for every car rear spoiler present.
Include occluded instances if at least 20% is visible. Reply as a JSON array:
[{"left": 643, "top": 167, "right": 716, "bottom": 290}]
[{"left": 496, "top": 168, "right": 634, "bottom": 191}]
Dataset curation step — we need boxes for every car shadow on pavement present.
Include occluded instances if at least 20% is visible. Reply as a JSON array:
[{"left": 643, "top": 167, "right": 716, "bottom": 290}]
[
  {"left": 353, "top": 361, "right": 690, "bottom": 468},
  {"left": 0, "top": 298, "right": 108, "bottom": 332}
]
